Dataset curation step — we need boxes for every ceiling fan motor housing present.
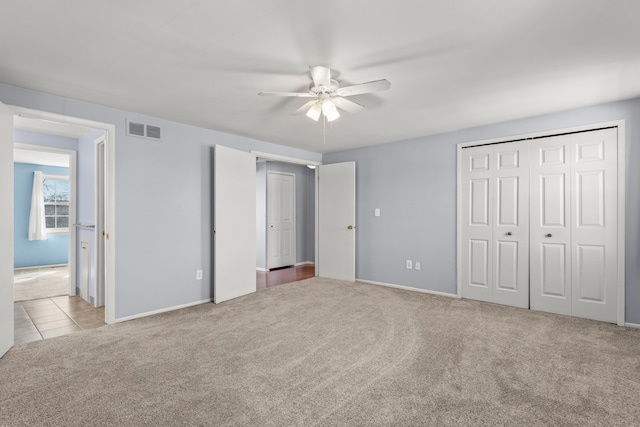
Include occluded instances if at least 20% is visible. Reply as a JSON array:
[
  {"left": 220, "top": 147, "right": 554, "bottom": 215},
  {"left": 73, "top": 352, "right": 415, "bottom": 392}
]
[{"left": 310, "top": 79, "right": 340, "bottom": 95}]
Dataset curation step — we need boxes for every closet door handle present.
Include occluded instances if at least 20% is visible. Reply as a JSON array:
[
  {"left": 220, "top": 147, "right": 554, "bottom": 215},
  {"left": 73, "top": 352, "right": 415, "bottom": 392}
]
[
  {"left": 506, "top": 232, "right": 512, "bottom": 236},
  {"left": 545, "top": 233, "right": 552, "bottom": 238}
]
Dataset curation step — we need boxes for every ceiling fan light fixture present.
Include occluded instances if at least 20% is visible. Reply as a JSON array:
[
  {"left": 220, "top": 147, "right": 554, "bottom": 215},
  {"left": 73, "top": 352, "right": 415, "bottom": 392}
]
[
  {"left": 322, "top": 99, "right": 340, "bottom": 122},
  {"left": 306, "top": 102, "right": 322, "bottom": 121}
]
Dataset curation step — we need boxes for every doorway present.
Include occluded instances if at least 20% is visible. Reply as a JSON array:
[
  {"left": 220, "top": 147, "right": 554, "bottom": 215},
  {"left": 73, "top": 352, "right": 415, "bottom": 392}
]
[
  {"left": 11, "top": 117, "right": 110, "bottom": 343},
  {"left": 13, "top": 144, "right": 75, "bottom": 302},
  {"left": 256, "top": 160, "right": 315, "bottom": 288}
]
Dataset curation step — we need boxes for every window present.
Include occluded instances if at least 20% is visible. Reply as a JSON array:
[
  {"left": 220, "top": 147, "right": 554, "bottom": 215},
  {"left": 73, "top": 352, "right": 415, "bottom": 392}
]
[{"left": 43, "top": 175, "right": 70, "bottom": 232}]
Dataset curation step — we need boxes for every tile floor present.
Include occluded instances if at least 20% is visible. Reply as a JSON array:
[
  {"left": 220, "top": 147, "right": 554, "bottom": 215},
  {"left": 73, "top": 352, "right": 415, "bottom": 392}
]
[{"left": 14, "top": 296, "right": 106, "bottom": 345}]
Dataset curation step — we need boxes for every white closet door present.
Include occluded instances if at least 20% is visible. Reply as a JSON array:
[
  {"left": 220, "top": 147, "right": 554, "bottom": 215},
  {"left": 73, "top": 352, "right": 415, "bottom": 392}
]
[
  {"left": 461, "top": 146, "right": 493, "bottom": 303},
  {"left": 267, "top": 171, "right": 295, "bottom": 269},
  {"left": 493, "top": 142, "right": 530, "bottom": 308},
  {"left": 570, "top": 128, "right": 618, "bottom": 322},
  {"left": 461, "top": 142, "right": 529, "bottom": 307},
  {"left": 530, "top": 135, "right": 572, "bottom": 316},
  {"left": 530, "top": 128, "right": 618, "bottom": 322}
]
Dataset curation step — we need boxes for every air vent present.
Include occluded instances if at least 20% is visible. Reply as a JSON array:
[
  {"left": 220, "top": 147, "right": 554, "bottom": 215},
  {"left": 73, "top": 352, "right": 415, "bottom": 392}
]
[
  {"left": 126, "top": 120, "right": 162, "bottom": 140},
  {"left": 146, "top": 125, "right": 161, "bottom": 139},
  {"left": 128, "top": 121, "right": 145, "bottom": 137}
]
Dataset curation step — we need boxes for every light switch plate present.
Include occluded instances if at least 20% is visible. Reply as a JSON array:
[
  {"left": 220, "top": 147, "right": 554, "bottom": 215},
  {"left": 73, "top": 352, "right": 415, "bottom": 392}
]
[{"left": 374, "top": 208, "right": 380, "bottom": 217}]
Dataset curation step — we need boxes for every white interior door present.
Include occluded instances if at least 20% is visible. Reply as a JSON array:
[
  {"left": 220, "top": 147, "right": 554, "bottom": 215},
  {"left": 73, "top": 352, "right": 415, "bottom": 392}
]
[
  {"left": 461, "top": 146, "right": 493, "bottom": 302},
  {"left": 570, "top": 129, "right": 618, "bottom": 322},
  {"left": 530, "top": 135, "right": 572, "bottom": 315},
  {"left": 318, "top": 162, "right": 356, "bottom": 281},
  {"left": 214, "top": 145, "right": 256, "bottom": 303},
  {"left": 267, "top": 171, "right": 295, "bottom": 269},
  {"left": 461, "top": 142, "right": 529, "bottom": 308},
  {"left": 0, "top": 102, "right": 14, "bottom": 358}
]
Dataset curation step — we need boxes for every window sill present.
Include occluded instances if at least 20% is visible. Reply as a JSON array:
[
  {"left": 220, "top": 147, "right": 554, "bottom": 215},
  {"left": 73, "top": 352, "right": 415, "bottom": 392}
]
[{"left": 45, "top": 229, "right": 69, "bottom": 235}]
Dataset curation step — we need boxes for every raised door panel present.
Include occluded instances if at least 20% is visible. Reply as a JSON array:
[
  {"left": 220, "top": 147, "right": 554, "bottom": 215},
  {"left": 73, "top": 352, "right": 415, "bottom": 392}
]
[
  {"left": 493, "top": 142, "right": 529, "bottom": 308},
  {"left": 461, "top": 146, "right": 493, "bottom": 303},
  {"left": 570, "top": 129, "right": 617, "bottom": 323},
  {"left": 530, "top": 136, "right": 571, "bottom": 316}
]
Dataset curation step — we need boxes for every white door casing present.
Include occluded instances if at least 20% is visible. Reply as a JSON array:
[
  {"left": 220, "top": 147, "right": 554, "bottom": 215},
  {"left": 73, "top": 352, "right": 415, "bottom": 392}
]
[
  {"left": 0, "top": 101, "right": 14, "bottom": 358},
  {"left": 267, "top": 171, "right": 296, "bottom": 269},
  {"left": 213, "top": 145, "right": 256, "bottom": 303},
  {"left": 461, "top": 142, "right": 530, "bottom": 308},
  {"left": 318, "top": 162, "right": 356, "bottom": 282},
  {"left": 95, "top": 138, "right": 106, "bottom": 307}
]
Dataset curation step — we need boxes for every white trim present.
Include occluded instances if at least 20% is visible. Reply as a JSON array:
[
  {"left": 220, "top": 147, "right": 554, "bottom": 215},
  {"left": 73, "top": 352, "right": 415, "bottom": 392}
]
[
  {"left": 358, "top": 279, "right": 459, "bottom": 299},
  {"left": 624, "top": 322, "right": 640, "bottom": 329},
  {"left": 14, "top": 263, "right": 68, "bottom": 270},
  {"left": 295, "top": 261, "right": 314, "bottom": 266},
  {"left": 113, "top": 299, "right": 212, "bottom": 323},
  {"left": 314, "top": 168, "right": 319, "bottom": 277},
  {"left": 256, "top": 267, "right": 268, "bottom": 272},
  {"left": 616, "top": 123, "right": 626, "bottom": 326},
  {"left": 251, "top": 150, "right": 321, "bottom": 167},
  {"left": 456, "top": 120, "right": 626, "bottom": 325}
]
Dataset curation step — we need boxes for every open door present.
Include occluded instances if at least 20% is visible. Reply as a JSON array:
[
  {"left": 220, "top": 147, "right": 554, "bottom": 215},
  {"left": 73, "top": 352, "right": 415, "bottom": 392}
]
[
  {"left": 0, "top": 102, "right": 14, "bottom": 357},
  {"left": 318, "top": 162, "right": 356, "bottom": 281},
  {"left": 213, "top": 145, "right": 256, "bottom": 303}
]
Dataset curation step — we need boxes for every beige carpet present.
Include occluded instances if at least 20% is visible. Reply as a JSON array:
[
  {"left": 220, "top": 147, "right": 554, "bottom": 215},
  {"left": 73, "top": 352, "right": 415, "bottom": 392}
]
[
  {"left": 1, "top": 277, "right": 639, "bottom": 426},
  {"left": 14, "top": 266, "right": 69, "bottom": 302}
]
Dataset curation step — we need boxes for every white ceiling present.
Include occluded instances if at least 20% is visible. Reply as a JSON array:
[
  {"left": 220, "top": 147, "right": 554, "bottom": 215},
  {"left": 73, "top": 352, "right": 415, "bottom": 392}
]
[{"left": 1, "top": 1, "right": 639, "bottom": 154}]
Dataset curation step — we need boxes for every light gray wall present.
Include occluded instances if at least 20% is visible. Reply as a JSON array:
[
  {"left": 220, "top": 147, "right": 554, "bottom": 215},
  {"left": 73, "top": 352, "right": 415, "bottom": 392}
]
[
  {"left": 0, "top": 83, "right": 322, "bottom": 320},
  {"left": 324, "top": 97, "right": 640, "bottom": 324},
  {"left": 255, "top": 161, "right": 315, "bottom": 269}
]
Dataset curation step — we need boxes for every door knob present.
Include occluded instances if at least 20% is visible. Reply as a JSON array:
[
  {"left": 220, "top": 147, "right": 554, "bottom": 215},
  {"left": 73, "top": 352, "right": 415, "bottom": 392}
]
[
  {"left": 506, "top": 232, "right": 512, "bottom": 236},
  {"left": 545, "top": 233, "right": 552, "bottom": 238},
  {"left": 347, "top": 225, "right": 354, "bottom": 230}
]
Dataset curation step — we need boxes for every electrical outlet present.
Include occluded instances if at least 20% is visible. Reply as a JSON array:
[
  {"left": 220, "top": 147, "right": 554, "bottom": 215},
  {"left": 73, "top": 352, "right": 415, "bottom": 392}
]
[
  {"left": 415, "top": 262, "right": 421, "bottom": 271},
  {"left": 196, "top": 270, "right": 203, "bottom": 280},
  {"left": 405, "top": 260, "right": 412, "bottom": 269}
]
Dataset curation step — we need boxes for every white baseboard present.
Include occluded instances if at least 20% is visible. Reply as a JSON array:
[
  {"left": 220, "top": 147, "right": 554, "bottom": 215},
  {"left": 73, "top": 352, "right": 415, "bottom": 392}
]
[
  {"left": 113, "top": 298, "right": 212, "bottom": 324},
  {"left": 357, "top": 279, "right": 459, "bottom": 299},
  {"left": 258, "top": 262, "right": 313, "bottom": 272},
  {"left": 625, "top": 322, "right": 640, "bottom": 329},
  {"left": 14, "top": 263, "right": 69, "bottom": 270}
]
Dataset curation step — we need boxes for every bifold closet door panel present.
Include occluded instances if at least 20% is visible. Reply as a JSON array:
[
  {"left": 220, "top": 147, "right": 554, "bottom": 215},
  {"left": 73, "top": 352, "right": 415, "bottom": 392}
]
[
  {"left": 461, "top": 142, "right": 530, "bottom": 308},
  {"left": 570, "top": 128, "right": 618, "bottom": 323},
  {"left": 461, "top": 146, "right": 493, "bottom": 303},
  {"left": 492, "top": 142, "right": 529, "bottom": 309},
  {"left": 530, "top": 135, "right": 572, "bottom": 316}
]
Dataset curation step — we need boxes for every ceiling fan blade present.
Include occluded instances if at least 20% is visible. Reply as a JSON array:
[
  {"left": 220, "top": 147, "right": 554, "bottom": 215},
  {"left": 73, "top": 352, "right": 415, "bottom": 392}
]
[
  {"left": 335, "top": 79, "right": 391, "bottom": 97},
  {"left": 258, "top": 91, "right": 314, "bottom": 97},
  {"left": 310, "top": 66, "right": 331, "bottom": 89},
  {"left": 291, "top": 100, "right": 318, "bottom": 115},
  {"left": 332, "top": 97, "right": 364, "bottom": 113}
]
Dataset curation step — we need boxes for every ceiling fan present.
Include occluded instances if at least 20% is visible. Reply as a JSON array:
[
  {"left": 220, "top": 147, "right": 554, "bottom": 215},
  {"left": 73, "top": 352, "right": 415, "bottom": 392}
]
[{"left": 258, "top": 66, "right": 391, "bottom": 122}]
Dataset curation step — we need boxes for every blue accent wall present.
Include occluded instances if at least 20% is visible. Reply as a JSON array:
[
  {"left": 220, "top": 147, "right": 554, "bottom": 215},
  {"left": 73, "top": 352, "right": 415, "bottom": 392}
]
[{"left": 14, "top": 163, "right": 70, "bottom": 268}]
